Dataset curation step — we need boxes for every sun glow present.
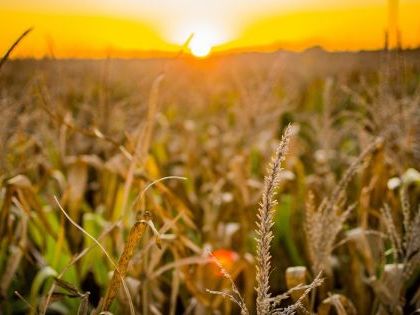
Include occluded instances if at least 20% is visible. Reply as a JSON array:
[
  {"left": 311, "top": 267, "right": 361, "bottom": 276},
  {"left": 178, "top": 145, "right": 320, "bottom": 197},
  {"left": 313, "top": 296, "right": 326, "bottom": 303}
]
[
  {"left": 168, "top": 24, "right": 230, "bottom": 58},
  {"left": 189, "top": 35, "right": 212, "bottom": 57}
]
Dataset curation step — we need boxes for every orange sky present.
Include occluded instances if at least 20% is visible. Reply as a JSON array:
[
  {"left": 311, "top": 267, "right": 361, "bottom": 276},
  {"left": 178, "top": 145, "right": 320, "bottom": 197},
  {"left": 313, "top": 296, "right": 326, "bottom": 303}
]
[{"left": 1, "top": 0, "right": 419, "bottom": 58}]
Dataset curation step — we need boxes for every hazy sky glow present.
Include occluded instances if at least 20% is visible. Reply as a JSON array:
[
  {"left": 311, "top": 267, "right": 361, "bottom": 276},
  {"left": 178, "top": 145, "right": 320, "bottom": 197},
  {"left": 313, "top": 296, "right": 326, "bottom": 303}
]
[{"left": 1, "top": 0, "right": 420, "bottom": 57}]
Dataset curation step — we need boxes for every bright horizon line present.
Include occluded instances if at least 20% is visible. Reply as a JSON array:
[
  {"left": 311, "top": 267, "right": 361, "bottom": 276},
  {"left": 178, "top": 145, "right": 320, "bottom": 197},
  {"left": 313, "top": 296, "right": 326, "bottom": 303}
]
[
  {"left": 8, "top": 39, "right": 420, "bottom": 57},
  {"left": 8, "top": 46, "right": 420, "bottom": 62}
]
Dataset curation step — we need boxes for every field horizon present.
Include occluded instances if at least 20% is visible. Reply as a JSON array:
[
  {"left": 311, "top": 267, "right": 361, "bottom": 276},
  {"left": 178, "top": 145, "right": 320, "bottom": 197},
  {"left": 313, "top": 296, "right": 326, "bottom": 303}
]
[{"left": 6, "top": 43, "right": 420, "bottom": 61}]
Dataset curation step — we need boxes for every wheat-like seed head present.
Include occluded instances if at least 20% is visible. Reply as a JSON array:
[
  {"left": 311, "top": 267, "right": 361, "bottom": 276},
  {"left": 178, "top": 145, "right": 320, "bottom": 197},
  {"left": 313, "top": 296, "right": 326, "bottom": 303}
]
[
  {"left": 375, "top": 189, "right": 419, "bottom": 310},
  {"left": 207, "top": 125, "right": 325, "bottom": 315},
  {"left": 381, "top": 203, "right": 404, "bottom": 261},
  {"left": 255, "top": 124, "right": 294, "bottom": 315},
  {"left": 305, "top": 138, "right": 382, "bottom": 275},
  {"left": 404, "top": 206, "right": 420, "bottom": 278}
]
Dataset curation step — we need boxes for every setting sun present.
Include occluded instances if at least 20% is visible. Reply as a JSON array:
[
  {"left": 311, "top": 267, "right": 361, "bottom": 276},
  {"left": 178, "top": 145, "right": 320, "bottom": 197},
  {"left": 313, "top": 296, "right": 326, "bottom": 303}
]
[
  {"left": 189, "top": 35, "right": 212, "bottom": 58},
  {"left": 172, "top": 25, "right": 226, "bottom": 58}
]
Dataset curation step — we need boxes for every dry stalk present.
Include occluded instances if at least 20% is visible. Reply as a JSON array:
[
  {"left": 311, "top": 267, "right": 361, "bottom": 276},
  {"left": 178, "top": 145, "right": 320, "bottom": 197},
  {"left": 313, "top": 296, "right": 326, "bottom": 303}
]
[
  {"left": 120, "top": 74, "right": 164, "bottom": 218},
  {"left": 206, "top": 252, "right": 249, "bottom": 315},
  {"left": 256, "top": 125, "right": 294, "bottom": 315},
  {"left": 0, "top": 28, "right": 32, "bottom": 71},
  {"left": 101, "top": 211, "right": 152, "bottom": 312}
]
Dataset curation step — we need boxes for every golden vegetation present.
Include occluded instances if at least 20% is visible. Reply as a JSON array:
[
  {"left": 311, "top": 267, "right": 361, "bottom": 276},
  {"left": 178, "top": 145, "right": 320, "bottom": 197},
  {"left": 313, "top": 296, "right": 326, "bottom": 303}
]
[{"left": 0, "top": 41, "right": 419, "bottom": 315}]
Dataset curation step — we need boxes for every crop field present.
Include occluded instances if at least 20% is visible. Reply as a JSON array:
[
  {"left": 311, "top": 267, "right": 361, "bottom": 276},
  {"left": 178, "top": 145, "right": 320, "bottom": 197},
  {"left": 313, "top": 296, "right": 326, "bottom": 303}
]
[{"left": 0, "top": 48, "right": 419, "bottom": 315}]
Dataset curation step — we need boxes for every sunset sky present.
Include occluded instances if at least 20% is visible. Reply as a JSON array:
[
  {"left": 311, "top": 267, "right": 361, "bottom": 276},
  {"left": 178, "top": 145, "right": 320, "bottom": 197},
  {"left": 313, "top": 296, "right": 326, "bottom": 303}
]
[{"left": 1, "top": 0, "right": 420, "bottom": 58}]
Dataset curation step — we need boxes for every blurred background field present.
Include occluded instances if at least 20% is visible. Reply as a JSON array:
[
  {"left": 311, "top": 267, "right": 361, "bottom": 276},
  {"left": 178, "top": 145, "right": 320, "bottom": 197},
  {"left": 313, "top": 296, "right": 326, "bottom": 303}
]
[{"left": 0, "top": 46, "right": 419, "bottom": 314}]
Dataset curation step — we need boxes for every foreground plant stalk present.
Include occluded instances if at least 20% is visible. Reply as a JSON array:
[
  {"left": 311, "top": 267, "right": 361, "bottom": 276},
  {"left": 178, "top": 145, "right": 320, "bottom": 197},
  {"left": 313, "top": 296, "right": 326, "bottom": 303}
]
[
  {"left": 256, "top": 125, "right": 293, "bottom": 315},
  {"left": 101, "top": 211, "right": 151, "bottom": 312}
]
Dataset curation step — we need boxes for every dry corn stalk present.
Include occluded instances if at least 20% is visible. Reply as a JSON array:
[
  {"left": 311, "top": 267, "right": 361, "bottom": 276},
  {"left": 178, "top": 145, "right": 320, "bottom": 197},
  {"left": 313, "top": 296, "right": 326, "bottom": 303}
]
[{"left": 100, "top": 211, "right": 151, "bottom": 312}]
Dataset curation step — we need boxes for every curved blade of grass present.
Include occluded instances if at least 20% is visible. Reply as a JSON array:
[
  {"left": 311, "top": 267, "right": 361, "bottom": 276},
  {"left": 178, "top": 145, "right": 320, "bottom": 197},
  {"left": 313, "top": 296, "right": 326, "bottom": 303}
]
[
  {"left": 53, "top": 196, "right": 135, "bottom": 315},
  {"left": 0, "top": 28, "right": 32, "bottom": 72}
]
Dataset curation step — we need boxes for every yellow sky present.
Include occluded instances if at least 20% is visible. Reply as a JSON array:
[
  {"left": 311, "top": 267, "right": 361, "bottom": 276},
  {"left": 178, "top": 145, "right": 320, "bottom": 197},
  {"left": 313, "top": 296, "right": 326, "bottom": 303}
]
[{"left": 1, "top": 0, "right": 419, "bottom": 58}]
